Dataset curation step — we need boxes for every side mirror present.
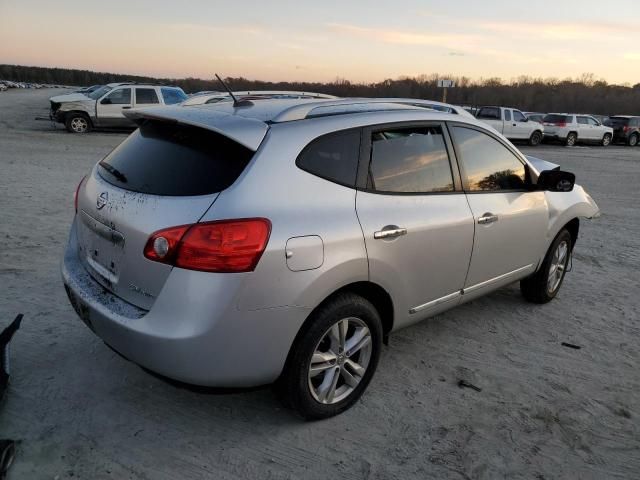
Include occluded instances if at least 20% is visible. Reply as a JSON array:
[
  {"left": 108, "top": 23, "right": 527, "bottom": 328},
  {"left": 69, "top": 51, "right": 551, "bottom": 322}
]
[
  {"left": 100, "top": 98, "right": 112, "bottom": 105},
  {"left": 537, "top": 170, "right": 575, "bottom": 192},
  {"left": 522, "top": 117, "right": 529, "bottom": 122}
]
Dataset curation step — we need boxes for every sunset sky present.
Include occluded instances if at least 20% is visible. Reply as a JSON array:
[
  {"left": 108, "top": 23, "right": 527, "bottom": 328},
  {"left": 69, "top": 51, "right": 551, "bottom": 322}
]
[{"left": 1, "top": 0, "right": 640, "bottom": 84}]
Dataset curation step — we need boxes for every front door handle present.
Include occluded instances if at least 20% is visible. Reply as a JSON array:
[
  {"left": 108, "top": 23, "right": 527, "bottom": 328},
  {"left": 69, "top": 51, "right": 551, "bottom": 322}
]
[
  {"left": 478, "top": 213, "right": 499, "bottom": 225},
  {"left": 374, "top": 226, "right": 407, "bottom": 240}
]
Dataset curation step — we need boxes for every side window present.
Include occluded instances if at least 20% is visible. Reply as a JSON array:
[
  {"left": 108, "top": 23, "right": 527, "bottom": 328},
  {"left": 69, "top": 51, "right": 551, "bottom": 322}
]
[
  {"left": 477, "top": 107, "right": 501, "bottom": 120},
  {"left": 504, "top": 110, "right": 512, "bottom": 122},
  {"left": 136, "top": 88, "right": 159, "bottom": 105},
  {"left": 296, "top": 130, "right": 361, "bottom": 187},
  {"left": 104, "top": 88, "right": 131, "bottom": 105},
  {"left": 451, "top": 126, "right": 526, "bottom": 192},
  {"left": 513, "top": 110, "right": 526, "bottom": 122},
  {"left": 577, "top": 117, "right": 589, "bottom": 125},
  {"left": 367, "top": 125, "right": 454, "bottom": 193},
  {"left": 587, "top": 117, "right": 599, "bottom": 126},
  {"left": 161, "top": 87, "right": 187, "bottom": 105},
  {"left": 632, "top": 118, "right": 640, "bottom": 127}
]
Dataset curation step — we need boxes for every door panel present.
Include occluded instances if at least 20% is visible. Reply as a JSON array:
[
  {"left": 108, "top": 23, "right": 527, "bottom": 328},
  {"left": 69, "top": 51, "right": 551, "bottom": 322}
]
[
  {"left": 449, "top": 124, "right": 548, "bottom": 299},
  {"left": 357, "top": 192, "right": 474, "bottom": 326},
  {"left": 356, "top": 123, "right": 474, "bottom": 328},
  {"left": 96, "top": 87, "right": 134, "bottom": 127},
  {"left": 463, "top": 192, "right": 547, "bottom": 297},
  {"left": 512, "top": 110, "right": 530, "bottom": 139}
]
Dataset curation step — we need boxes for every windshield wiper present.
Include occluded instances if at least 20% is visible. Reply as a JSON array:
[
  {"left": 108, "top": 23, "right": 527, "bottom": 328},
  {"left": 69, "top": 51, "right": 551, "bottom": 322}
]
[{"left": 99, "top": 161, "right": 127, "bottom": 183}]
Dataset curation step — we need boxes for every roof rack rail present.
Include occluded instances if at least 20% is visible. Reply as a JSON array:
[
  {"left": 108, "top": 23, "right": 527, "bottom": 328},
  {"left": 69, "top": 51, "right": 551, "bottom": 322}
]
[{"left": 271, "top": 98, "right": 456, "bottom": 122}]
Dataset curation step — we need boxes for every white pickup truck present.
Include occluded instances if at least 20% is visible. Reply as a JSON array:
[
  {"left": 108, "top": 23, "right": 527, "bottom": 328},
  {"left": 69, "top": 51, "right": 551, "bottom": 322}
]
[{"left": 476, "top": 106, "right": 544, "bottom": 146}]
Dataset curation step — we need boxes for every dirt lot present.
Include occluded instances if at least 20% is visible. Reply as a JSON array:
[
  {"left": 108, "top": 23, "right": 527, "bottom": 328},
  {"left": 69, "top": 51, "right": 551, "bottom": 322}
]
[{"left": 1, "top": 88, "right": 639, "bottom": 480}]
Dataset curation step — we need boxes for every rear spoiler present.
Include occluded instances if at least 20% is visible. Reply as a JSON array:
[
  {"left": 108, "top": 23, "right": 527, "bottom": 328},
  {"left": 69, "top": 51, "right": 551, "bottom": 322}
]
[{"left": 124, "top": 106, "right": 269, "bottom": 151}]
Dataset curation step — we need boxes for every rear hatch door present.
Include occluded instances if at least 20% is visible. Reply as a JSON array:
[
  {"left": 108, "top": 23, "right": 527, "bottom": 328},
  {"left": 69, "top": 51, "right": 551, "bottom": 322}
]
[{"left": 76, "top": 111, "right": 267, "bottom": 309}]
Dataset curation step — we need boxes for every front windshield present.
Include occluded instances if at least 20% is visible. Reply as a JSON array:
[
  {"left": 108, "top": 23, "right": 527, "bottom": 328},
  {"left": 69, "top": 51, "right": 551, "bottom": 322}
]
[{"left": 88, "top": 86, "right": 112, "bottom": 100}]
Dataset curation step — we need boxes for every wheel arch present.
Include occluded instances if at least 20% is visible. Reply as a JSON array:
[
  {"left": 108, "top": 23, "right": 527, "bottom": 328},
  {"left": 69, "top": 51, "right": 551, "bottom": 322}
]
[
  {"left": 289, "top": 281, "right": 394, "bottom": 355},
  {"left": 65, "top": 110, "right": 94, "bottom": 126},
  {"left": 564, "top": 218, "right": 579, "bottom": 250}
]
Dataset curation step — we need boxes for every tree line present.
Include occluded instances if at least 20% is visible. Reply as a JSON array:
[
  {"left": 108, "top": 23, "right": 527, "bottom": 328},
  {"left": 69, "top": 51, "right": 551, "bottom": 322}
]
[{"left": 2, "top": 64, "right": 639, "bottom": 115}]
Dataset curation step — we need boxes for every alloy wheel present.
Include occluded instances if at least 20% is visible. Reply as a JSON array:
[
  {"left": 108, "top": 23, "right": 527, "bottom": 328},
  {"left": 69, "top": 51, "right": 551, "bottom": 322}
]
[
  {"left": 70, "top": 117, "right": 88, "bottom": 133},
  {"left": 308, "top": 317, "right": 372, "bottom": 405},
  {"left": 547, "top": 240, "right": 569, "bottom": 294}
]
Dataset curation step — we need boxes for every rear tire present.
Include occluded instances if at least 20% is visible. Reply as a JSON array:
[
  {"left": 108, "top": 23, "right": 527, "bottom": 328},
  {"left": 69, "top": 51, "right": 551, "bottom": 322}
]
[
  {"left": 529, "top": 131, "right": 543, "bottom": 146},
  {"left": 276, "top": 293, "right": 383, "bottom": 420},
  {"left": 520, "top": 229, "right": 572, "bottom": 304},
  {"left": 65, "top": 113, "right": 91, "bottom": 133},
  {"left": 628, "top": 133, "right": 638, "bottom": 147},
  {"left": 602, "top": 133, "right": 612, "bottom": 146},
  {"left": 565, "top": 132, "right": 577, "bottom": 146}
]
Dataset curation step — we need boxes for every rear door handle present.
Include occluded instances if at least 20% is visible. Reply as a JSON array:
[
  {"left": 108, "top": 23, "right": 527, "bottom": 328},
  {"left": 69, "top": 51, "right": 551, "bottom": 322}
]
[
  {"left": 374, "top": 226, "right": 407, "bottom": 240},
  {"left": 478, "top": 213, "right": 499, "bottom": 225}
]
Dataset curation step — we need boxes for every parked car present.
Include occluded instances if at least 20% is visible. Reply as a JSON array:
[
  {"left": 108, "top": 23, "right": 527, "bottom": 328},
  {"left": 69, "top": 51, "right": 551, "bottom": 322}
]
[
  {"left": 0, "top": 84, "right": 6, "bottom": 92},
  {"left": 62, "top": 98, "right": 599, "bottom": 419},
  {"left": 476, "top": 106, "right": 544, "bottom": 145},
  {"left": 543, "top": 114, "right": 613, "bottom": 146},
  {"left": 604, "top": 116, "right": 640, "bottom": 146},
  {"left": 50, "top": 82, "right": 187, "bottom": 133},
  {"left": 181, "top": 90, "right": 338, "bottom": 106},
  {"left": 525, "top": 112, "right": 546, "bottom": 124}
]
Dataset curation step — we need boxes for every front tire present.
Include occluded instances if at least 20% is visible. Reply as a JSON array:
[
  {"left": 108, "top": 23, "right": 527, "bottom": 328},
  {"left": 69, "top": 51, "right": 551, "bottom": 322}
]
[
  {"left": 65, "top": 113, "right": 91, "bottom": 133},
  {"left": 520, "top": 229, "right": 572, "bottom": 304},
  {"left": 529, "top": 131, "right": 543, "bottom": 146},
  {"left": 602, "top": 133, "right": 612, "bottom": 146},
  {"left": 277, "top": 293, "right": 383, "bottom": 420},
  {"left": 565, "top": 132, "right": 577, "bottom": 146}
]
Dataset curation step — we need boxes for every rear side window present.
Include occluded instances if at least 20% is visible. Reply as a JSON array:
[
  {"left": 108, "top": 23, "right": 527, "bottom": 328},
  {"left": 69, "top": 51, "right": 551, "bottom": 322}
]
[
  {"left": 136, "top": 88, "right": 159, "bottom": 105},
  {"left": 504, "top": 110, "right": 512, "bottom": 121},
  {"left": 367, "top": 126, "right": 454, "bottom": 193},
  {"left": 161, "top": 87, "right": 188, "bottom": 105},
  {"left": 296, "top": 130, "right": 361, "bottom": 187},
  {"left": 477, "top": 107, "right": 501, "bottom": 120},
  {"left": 98, "top": 122, "right": 253, "bottom": 196},
  {"left": 451, "top": 126, "right": 526, "bottom": 192}
]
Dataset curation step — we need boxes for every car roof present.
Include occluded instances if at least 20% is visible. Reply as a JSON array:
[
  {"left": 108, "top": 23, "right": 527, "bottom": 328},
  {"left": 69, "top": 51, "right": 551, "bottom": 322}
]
[{"left": 126, "top": 97, "right": 488, "bottom": 150}]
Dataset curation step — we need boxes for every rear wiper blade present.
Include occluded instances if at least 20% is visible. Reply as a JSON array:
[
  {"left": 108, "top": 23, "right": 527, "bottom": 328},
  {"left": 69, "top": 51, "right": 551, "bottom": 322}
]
[{"left": 99, "top": 161, "right": 127, "bottom": 183}]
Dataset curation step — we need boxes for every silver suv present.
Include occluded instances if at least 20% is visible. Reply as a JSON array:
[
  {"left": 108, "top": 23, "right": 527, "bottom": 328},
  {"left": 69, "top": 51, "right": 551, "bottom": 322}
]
[{"left": 62, "top": 98, "right": 600, "bottom": 419}]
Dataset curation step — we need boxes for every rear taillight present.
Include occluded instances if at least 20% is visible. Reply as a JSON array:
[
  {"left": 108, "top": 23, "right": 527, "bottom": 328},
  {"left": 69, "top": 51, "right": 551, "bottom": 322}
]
[
  {"left": 556, "top": 122, "right": 567, "bottom": 127},
  {"left": 623, "top": 126, "right": 630, "bottom": 132},
  {"left": 144, "top": 218, "right": 271, "bottom": 273},
  {"left": 74, "top": 176, "right": 86, "bottom": 213}
]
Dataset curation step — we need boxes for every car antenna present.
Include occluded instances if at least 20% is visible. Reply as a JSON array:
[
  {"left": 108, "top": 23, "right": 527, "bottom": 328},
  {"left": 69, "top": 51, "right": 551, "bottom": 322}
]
[{"left": 215, "top": 74, "right": 253, "bottom": 107}]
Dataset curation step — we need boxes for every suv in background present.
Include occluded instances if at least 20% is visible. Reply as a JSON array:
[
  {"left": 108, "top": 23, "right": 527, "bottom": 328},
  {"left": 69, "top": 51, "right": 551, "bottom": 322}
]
[
  {"left": 50, "top": 83, "right": 187, "bottom": 133},
  {"left": 543, "top": 113, "right": 613, "bottom": 146},
  {"left": 605, "top": 116, "right": 640, "bottom": 146}
]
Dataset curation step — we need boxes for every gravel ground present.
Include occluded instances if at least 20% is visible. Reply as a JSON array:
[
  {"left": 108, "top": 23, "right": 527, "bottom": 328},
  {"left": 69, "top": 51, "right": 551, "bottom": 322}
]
[{"left": 1, "top": 89, "right": 639, "bottom": 480}]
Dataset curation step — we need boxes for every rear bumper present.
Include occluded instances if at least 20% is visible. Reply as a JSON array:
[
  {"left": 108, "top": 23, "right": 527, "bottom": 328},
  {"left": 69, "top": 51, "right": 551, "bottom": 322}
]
[
  {"left": 61, "top": 218, "right": 310, "bottom": 387},
  {"left": 543, "top": 133, "right": 566, "bottom": 141}
]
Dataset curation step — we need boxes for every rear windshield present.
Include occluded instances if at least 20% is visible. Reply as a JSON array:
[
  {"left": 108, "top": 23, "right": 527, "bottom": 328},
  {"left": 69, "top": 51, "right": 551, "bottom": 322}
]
[
  {"left": 98, "top": 121, "right": 253, "bottom": 196},
  {"left": 543, "top": 114, "right": 570, "bottom": 123}
]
